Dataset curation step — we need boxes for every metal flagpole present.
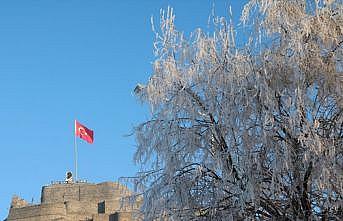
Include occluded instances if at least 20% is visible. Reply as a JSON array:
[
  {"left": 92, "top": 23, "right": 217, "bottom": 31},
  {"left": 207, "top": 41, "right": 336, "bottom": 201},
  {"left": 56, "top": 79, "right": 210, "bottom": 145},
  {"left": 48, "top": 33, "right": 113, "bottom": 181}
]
[{"left": 74, "top": 120, "right": 78, "bottom": 182}]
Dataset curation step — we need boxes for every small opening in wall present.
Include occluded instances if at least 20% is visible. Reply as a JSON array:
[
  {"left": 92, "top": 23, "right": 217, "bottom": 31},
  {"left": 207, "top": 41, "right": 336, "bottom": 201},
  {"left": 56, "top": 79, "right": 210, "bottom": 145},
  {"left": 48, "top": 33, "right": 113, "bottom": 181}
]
[{"left": 98, "top": 201, "right": 105, "bottom": 214}]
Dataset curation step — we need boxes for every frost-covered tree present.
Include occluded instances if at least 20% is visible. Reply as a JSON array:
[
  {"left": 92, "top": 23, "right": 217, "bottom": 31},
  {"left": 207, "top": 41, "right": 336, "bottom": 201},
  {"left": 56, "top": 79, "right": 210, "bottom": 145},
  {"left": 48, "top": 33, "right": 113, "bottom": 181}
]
[{"left": 133, "top": 0, "right": 342, "bottom": 220}]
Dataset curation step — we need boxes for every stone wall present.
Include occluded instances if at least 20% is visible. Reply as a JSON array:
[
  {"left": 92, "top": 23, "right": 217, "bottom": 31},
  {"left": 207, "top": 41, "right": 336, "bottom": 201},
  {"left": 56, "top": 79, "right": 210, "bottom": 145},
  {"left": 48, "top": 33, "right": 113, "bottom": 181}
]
[
  {"left": 41, "top": 182, "right": 130, "bottom": 203},
  {"left": 7, "top": 202, "right": 66, "bottom": 221},
  {"left": 6, "top": 181, "right": 137, "bottom": 221},
  {"left": 10, "top": 196, "right": 29, "bottom": 209}
]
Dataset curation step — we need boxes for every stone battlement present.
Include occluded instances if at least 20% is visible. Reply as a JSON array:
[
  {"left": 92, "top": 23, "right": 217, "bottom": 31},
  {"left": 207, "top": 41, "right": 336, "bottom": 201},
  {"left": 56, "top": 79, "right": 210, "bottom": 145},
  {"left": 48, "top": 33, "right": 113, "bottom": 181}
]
[
  {"left": 6, "top": 181, "right": 138, "bottom": 221},
  {"left": 41, "top": 181, "right": 130, "bottom": 203},
  {"left": 10, "top": 196, "right": 30, "bottom": 209},
  {"left": 7, "top": 203, "right": 66, "bottom": 221}
]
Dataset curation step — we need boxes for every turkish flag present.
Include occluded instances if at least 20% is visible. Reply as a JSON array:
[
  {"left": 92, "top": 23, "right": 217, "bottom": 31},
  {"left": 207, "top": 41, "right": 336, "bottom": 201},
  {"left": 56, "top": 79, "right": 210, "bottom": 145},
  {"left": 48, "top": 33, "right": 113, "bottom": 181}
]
[{"left": 75, "top": 120, "right": 94, "bottom": 144}]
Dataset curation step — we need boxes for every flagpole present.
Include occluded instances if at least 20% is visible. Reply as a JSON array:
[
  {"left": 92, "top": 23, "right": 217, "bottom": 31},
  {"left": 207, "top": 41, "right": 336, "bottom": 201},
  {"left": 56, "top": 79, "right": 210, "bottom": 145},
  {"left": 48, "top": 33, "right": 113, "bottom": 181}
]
[{"left": 74, "top": 120, "right": 78, "bottom": 182}]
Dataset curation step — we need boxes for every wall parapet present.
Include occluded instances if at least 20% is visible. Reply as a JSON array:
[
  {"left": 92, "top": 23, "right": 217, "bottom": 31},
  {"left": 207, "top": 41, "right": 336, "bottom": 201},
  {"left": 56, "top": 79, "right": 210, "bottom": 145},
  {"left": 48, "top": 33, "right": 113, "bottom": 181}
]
[
  {"left": 6, "top": 181, "right": 137, "bottom": 221},
  {"left": 41, "top": 181, "right": 131, "bottom": 204},
  {"left": 7, "top": 202, "right": 66, "bottom": 220}
]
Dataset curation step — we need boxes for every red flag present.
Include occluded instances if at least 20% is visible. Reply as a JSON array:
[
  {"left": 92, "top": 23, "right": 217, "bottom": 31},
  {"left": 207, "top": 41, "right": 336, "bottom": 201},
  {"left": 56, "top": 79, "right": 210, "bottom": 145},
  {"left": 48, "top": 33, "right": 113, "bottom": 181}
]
[{"left": 75, "top": 120, "right": 94, "bottom": 144}]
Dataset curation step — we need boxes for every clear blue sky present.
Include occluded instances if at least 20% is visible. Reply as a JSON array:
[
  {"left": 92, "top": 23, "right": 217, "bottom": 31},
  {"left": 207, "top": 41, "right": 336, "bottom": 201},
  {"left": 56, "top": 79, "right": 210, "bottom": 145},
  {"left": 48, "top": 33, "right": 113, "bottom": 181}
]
[{"left": 0, "top": 0, "right": 247, "bottom": 218}]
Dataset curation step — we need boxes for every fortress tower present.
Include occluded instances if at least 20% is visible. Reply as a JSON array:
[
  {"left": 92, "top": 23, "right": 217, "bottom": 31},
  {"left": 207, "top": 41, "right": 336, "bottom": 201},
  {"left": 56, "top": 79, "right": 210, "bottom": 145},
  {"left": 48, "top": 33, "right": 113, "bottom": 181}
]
[{"left": 5, "top": 181, "right": 139, "bottom": 221}]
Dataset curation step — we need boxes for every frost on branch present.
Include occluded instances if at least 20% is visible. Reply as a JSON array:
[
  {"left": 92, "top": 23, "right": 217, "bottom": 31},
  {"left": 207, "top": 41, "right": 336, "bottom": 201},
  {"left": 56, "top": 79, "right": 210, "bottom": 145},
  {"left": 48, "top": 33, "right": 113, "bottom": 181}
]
[{"left": 133, "top": 1, "right": 342, "bottom": 220}]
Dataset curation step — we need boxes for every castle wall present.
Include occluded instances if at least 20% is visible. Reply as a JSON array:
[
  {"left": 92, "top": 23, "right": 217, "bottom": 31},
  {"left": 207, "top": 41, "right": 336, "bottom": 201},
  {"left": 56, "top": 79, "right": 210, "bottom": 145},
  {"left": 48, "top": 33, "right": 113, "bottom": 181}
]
[
  {"left": 92, "top": 212, "right": 133, "bottom": 221},
  {"left": 6, "top": 181, "right": 137, "bottom": 221},
  {"left": 110, "top": 212, "right": 133, "bottom": 221},
  {"left": 41, "top": 182, "right": 130, "bottom": 203},
  {"left": 7, "top": 202, "right": 66, "bottom": 221}
]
